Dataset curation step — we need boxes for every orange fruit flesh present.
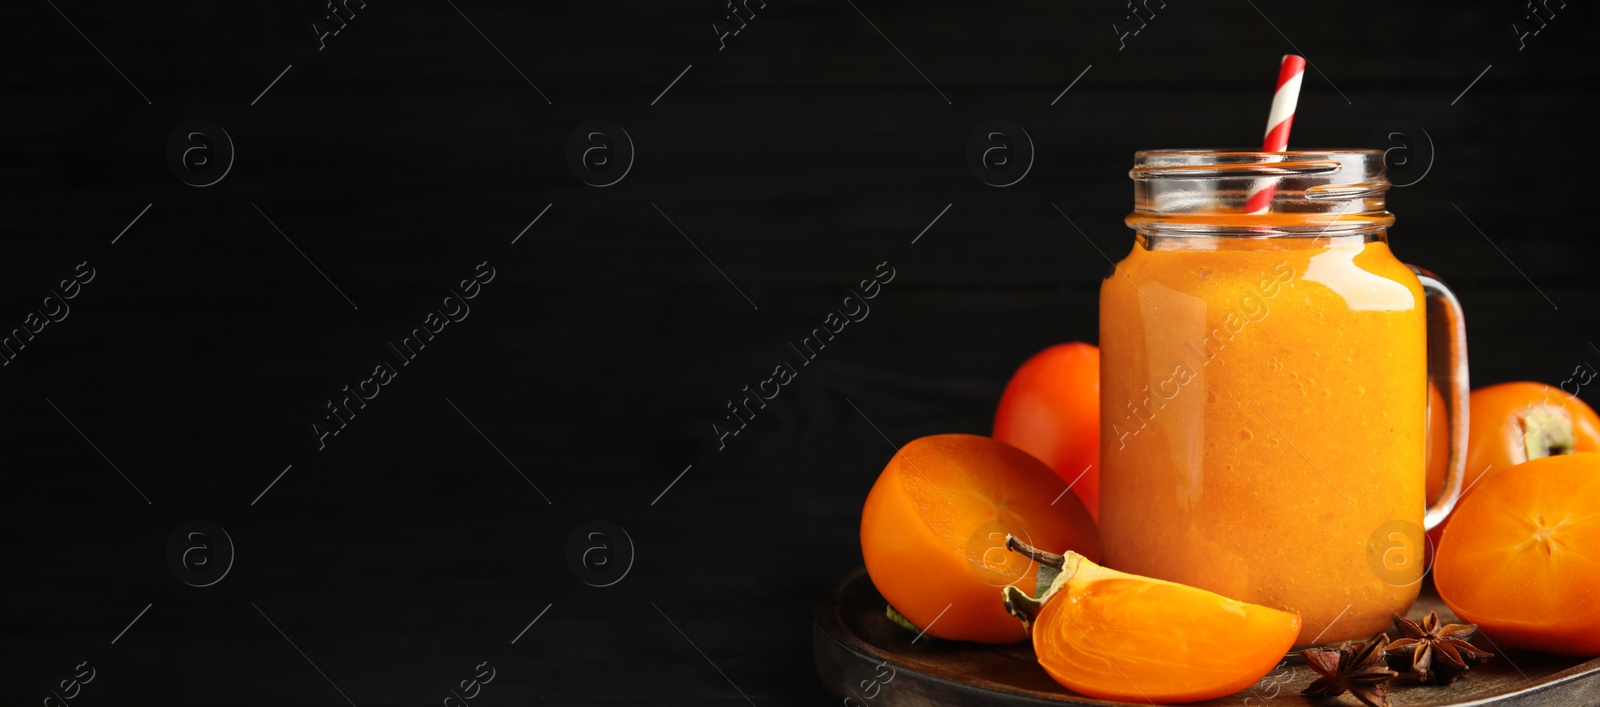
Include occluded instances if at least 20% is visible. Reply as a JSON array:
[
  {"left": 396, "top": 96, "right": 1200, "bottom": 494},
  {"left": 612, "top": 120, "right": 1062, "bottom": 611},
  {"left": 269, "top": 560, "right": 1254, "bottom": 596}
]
[
  {"left": 898, "top": 435, "right": 1099, "bottom": 570},
  {"left": 1435, "top": 453, "right": 1600, "bottom": 656},
  {"left": 1034, "top": 557, "right": 1301, "bottom": 703},
  {"left": 861, "top": 434, "right": 1101, "bottom": 644}
]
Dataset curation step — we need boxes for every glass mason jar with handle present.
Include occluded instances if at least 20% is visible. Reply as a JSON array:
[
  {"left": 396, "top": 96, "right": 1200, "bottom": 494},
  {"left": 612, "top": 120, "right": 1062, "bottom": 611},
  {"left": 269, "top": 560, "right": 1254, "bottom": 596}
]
[{"left": 1098, "top": 149, "right": 1468, "bottom": 646}]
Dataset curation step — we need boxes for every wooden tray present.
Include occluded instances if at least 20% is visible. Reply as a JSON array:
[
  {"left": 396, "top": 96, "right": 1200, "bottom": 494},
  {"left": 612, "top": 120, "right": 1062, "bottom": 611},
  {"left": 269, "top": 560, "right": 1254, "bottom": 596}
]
[{"left": 814, "top": 568, "right": 1600, "bottom": 706}]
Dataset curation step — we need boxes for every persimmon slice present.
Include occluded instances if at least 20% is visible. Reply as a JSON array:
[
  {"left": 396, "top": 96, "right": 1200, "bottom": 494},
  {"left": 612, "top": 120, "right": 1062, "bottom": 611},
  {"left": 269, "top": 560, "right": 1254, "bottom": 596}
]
[
  {"left": 860, "top": 434, "right": 1101, "bottom": 644},
  {"left": 1435, "top": 453, "right": 1600, "bottom": 656},
  {"left": 1005, "top": 545, "right": 1301, "bottom": 703}
]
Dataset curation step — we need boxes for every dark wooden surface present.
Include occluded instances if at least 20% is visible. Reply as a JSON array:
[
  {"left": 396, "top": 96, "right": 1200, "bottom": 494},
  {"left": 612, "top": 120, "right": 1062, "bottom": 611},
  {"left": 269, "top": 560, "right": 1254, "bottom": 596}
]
[
  {"left": 3, "top": 1, "right": 1600, "bottom": 705},
  {"left": 815, "top": 569, "right": 1600, "bottom": 707}
]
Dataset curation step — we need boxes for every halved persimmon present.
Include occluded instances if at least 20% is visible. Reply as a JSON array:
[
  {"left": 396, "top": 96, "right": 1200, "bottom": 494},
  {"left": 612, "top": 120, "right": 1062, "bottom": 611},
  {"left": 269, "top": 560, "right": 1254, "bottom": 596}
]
[
  {"left": 1004, "top": 541, "right": 1300, "bottom": 703},
  {"left": 1435, "top": 453, "right": 1600, "bottom": 656},
  {"left": 860, "top": 434, "right": 1101, "bottom": 644}
]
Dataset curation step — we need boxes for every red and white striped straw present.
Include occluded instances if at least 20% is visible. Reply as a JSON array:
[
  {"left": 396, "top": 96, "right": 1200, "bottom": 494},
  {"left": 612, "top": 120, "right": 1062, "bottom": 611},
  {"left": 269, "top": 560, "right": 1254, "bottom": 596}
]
[{"left": 1244, "top": 54, "right": 1307, "bottom": 214}]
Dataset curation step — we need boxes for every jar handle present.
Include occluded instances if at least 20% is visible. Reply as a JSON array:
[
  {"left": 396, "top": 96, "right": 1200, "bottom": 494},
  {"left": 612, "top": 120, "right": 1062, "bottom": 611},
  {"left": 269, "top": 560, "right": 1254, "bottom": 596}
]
[{"left": 1411, "top": 266, "right": 1470, "bottom": 531}]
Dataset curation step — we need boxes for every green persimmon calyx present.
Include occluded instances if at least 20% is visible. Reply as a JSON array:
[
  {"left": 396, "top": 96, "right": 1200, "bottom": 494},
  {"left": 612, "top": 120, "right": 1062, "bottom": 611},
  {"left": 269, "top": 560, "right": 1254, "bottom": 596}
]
[
  {"left": 1001, "top": 535, "right": 1083, "bottom": 635},
  {"left": 884, "top": 604, "right": 922, "bottom": 635},
  {"left": 1521, "top": 405, "right": 1577, "bottom": 460}
]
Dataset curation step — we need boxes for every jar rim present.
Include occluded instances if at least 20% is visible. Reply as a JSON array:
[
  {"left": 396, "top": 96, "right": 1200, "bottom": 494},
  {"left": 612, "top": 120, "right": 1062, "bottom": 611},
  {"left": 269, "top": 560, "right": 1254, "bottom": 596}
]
[
  {"left": 1131, "top": 149, "right": 1388, "bottom": 181},
  {"left": 1134, "top": 148, "right": 1385, "bottom": 157},
  {"left": 1127, "top": 148, "right": 1393, "bottom": 237}
]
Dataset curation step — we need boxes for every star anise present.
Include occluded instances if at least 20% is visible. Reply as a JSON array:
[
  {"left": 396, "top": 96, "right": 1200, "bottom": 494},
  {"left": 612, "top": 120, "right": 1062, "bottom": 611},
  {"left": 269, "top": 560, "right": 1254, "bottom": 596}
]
[
  {"left": 1301, "top": 634, "right": 1397, "bottom": 707},
  {"left": 1384, "top": 612, "right": 1494, "bottom": 685}
]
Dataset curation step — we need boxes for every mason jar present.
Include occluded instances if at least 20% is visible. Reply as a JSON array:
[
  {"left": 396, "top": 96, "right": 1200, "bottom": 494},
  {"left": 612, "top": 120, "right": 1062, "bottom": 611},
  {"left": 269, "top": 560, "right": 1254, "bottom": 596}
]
[{"left": 1099, "top": 149, "right": 1468, "bottom": 645}]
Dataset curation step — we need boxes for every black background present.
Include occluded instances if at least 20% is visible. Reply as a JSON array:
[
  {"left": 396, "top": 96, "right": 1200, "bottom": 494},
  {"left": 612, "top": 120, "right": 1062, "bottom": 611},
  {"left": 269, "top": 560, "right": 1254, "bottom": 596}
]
[{"left": 3, "top": 1, "right": 1598, "bottom": 704}]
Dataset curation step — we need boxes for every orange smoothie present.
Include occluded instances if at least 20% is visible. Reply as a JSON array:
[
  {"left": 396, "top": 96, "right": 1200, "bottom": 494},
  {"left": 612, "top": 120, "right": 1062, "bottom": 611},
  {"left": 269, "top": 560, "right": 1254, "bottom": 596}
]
[{"left": 1099, "top": 234, "right": 1427, "bottom": 645}]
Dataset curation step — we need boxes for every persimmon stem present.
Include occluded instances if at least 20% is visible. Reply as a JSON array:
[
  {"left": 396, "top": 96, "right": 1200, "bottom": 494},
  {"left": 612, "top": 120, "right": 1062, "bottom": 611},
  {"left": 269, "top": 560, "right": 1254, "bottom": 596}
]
[
  {"left": 1002, "top": 538, "right": 1080, "bottom": 635},
  {"left": 1521, "top": 406, "right": 1576, "bottom": 460},
  {"left": 1006, "top": 535, "right": 1065, "bottom": 569}
]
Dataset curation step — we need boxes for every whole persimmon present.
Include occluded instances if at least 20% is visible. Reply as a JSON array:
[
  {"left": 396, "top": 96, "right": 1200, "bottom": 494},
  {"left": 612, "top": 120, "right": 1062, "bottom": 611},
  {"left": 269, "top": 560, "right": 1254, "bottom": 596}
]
[
  {"left": 1430, "top": 382, "right": 1600, "bottom": 549},
  {"left": 1463, "top": 382, "right": 1600, "bottom": 491},
  {"left": 1003, "top": 540, "right": 1301, "bottom": 703},
  {"left": 993, "top": 343, "right": 1101, "bottom": 520},
  {"left": 1435, "top": 453, "right": 1600, "bottom": 656},
  {"left": 860, "top": 434, "right": 1100, "bottom": 644}
]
